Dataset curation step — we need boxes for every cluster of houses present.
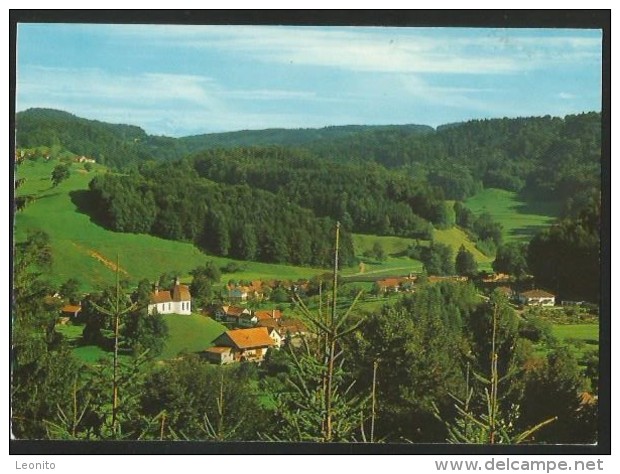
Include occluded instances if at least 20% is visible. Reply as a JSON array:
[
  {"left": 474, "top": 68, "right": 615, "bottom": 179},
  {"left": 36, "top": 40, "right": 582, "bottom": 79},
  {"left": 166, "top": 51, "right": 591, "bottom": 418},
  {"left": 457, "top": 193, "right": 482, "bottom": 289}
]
[
  {"left": 226, "top": 279, "right": 310, "bottom": 302},
  {"left": 54, "top": 272, "right": 561, "bottom": 366},
  {"left": 15, "top": 148, "right": 97, "bottom": 164},
  {"left": 374, "top": 274, "right": 470, "bottom": 293},
  {"left": 142, "top": 278, "right": 308, "bottom": 365},
  {"left": 207, "top": 304, "right": 309, "bottom": 363},
  {"left": 372, "top": 272, "right": 557, "bottom": 308}
]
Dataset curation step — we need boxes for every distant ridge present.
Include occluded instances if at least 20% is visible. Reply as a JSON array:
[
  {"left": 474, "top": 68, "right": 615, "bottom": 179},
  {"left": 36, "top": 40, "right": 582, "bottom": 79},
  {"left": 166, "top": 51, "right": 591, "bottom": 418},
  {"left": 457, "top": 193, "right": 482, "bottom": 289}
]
[
  {"left": 179, "top": 123, "right": 435, "bottom": 150},
  {"left": 15, "top": 107, "right": 435, "bottom": 167}
]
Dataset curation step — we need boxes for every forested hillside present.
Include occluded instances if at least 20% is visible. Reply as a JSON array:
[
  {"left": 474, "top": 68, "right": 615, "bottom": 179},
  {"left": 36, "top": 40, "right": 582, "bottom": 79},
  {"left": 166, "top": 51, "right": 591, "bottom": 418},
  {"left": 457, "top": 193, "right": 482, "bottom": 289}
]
[
  {"left": 17, "top": 108, "right": 600, "bottom": 210},
  {"left": 15, "top": 108, "right": 186, "bottom": 166},
  {"left": 190, "top": 147, "right": 446, "bottom": 237},
  {"left": 16, "top": 108, "right": 601, "bottom": 297},
  {"left": 88, "top": 161, "right": 355, "bottom": 268},
  {"left": 304, "top": 112, "right": 601, "bottom": 203}
]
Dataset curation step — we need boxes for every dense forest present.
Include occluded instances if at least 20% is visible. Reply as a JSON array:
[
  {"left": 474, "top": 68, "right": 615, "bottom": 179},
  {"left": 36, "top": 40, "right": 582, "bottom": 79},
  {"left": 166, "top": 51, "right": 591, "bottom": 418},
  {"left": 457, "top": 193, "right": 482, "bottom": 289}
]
[
  {"left": 88, "top": 166, "right": 355, "bottom": 268},
  {"left": 16, "top": 109, "right": 601, "bottom": 211}
]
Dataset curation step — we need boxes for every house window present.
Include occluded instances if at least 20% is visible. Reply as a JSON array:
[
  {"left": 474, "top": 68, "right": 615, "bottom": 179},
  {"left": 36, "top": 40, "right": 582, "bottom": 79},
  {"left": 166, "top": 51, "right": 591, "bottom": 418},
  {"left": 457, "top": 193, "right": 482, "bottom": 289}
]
[{"left": 168, "top": 303, "right": 171, "bottom": 310}]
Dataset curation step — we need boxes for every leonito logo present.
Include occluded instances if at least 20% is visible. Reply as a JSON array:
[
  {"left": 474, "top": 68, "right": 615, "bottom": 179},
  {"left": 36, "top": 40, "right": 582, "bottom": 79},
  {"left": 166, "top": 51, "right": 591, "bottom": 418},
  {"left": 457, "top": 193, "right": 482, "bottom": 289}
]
[{"left": 15, "top": 461, "right": 55, "bottom": 470}]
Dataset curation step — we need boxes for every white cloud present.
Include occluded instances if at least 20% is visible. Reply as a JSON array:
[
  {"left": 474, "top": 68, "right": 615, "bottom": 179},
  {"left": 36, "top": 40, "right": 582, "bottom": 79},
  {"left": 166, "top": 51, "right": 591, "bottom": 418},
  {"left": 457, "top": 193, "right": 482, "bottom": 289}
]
[
  {"left": 558, "top": 92, "right": 577, "bottom": 100},
  {"left": 106, "top": 24, "right": 601, "bottom": 75},
  {"left": 17, "top": 66, "right": 219, "bottom": 108},
  {"left": 15, "top": 65, "right": 343, "bottom": 135}
]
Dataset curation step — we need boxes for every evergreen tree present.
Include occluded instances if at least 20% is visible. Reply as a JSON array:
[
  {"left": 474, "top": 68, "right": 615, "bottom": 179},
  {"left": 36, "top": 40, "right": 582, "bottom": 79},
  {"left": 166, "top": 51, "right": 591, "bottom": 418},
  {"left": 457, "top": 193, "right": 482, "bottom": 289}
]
[
  {"left": 493, "top": 242, "right": 529, "bottom": 279},
  {"left": 455, "top": 245, "right": 478, "bottom": 277}
]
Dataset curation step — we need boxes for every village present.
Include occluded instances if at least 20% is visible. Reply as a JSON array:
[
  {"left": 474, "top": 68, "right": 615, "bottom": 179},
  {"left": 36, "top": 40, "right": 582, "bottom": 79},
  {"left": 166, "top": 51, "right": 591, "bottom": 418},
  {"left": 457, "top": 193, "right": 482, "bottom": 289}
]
[{"left": 56, "top": 269, "right": 571, "bottom": 367}]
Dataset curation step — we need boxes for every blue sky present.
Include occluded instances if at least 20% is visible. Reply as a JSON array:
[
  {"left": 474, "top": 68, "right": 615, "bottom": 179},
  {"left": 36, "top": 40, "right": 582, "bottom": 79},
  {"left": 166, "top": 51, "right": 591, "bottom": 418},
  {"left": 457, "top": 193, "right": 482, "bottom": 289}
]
[{"left": 16, "top": 24, "right": 602, "bottom": 137}]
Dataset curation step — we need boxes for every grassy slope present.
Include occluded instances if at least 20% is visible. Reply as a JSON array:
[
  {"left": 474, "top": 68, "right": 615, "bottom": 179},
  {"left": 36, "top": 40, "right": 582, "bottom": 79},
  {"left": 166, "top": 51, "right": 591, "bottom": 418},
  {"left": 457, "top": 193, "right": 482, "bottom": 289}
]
[
  {"left": 15, "top": 159, "right": 326, "bottom": 291},
  {"left": 352, "top": 233, "right": 415, "bottom": 256},
  {"left": 55, "top": 313, "right": 227, "bottom": 364},
  {"left": 158, "top": 314, "right": 227, "bottom": 360},
  {"left": 434, "top": 227, "right": 493, "bottom": 265},
  {"left": 350, "top": 226, "right": 492, "bottom": 277},
  {"left": 465, "top": 188, "right": 561, "bottom": 243},
  {"left": 347, "top": 234, "right": 424, "bottom": 278}
]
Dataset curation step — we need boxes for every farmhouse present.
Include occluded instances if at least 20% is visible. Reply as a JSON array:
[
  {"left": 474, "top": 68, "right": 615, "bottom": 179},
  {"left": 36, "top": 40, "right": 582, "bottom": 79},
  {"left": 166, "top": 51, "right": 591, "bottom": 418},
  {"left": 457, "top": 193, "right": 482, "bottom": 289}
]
[
  {"left": 75, "top": 155, "right": 96, "bottom": 163},
  {"left": 216, "top": 305, "right": 256, "bottom": 326},
  {"left": 481, "top": 272, "right": 511, "bottom": 283},
  {"left": 266, "top": 327, "right": 283, "bottom": 348},
  {"left": 518, "top": 289, "right": 556, "bottom": 306},
  {"left": 257, "top": 317, "right": 309, "bottom": 341},
  {"left": 148, "top": 278, "right": 192, "bottom": 315},
  {"left": 60, "top": 304, "right": 82, "bottom": 318},
  {"left": 375, "top": 276, "right": 416, "bottom": 294},
  {"left": 210, "top": 327, "right": 276, "bottom": 363},
  {"left": 254, "top": 309, "right": 282, "bottom": 322},
  {"left": 228, "top": 286, "right": 249, "bottom": 303}
]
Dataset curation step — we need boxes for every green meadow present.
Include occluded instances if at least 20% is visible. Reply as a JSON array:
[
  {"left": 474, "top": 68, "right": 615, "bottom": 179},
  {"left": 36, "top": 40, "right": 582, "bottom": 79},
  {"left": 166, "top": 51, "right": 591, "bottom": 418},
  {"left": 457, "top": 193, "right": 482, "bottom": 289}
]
[
  {"left": 158, "top": 314, "right": 227, "bottom": 360},
  {"left": 351, "top": 233, "right": 415, "bottom": 256},
  {"left": 465, "top": 188, "right": 561, "bottom": 243},
  {"left": 434, "top": 227, "right": 493, "bottom": 267},
  {"left": 552, "top": 323, "right": 599, "bottom": 360},
  {"left": 55, "top": 313, "right": 227, "bottom": 364},
  {"left": 15, "top": 159, "right": 326, "bottom": 292}
]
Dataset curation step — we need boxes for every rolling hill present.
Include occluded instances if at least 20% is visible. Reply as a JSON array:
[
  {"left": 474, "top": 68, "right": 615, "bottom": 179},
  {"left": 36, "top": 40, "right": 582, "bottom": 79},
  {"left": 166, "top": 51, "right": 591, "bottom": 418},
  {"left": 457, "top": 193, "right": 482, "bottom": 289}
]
[
  {"left": 15, "top": 108, "right": 434, "bottom": 168},
  {"left": 14, "top": 157, "right": 327, "bottom": 292}
]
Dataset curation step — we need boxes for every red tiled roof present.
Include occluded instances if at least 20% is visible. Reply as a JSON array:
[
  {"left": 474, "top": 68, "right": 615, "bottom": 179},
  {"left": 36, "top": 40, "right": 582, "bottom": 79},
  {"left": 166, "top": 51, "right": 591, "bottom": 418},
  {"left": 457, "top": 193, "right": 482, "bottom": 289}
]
[
  {"left": 150, "top": 290, "right": 172, "bottom": 304},
  {"left": 220, "top": 327, "right": 275, "bottom": 349},
  {"left": 279, "top": 318, "right": 309, "bottom": 334},
  {"left": 226, "top": 306, "right": 249, "bottom": 316},
  {"left": 61, "top": 304, "right": 82, "bottom": 313},
  {"left": 520, "top": 289, "right": 555, "bottom": 298},
  {"left": 377, "top": 278, "right": 402, "bottom": 288},
  {"left": 255, "top": 310, "right": 282, "bottom": 321},
  {"left": 172, "top": 283, "right": 191, "bottom": 301},
  {"left": 257, "top": 318, "right": 279, "bottom": 329}
]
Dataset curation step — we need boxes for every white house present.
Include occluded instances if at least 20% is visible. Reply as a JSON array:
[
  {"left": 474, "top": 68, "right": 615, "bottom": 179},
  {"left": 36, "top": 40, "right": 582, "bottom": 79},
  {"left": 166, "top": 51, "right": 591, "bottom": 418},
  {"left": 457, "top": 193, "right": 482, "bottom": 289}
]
[
  {"left": 518, "top": 289, "right": 556, "bottom": 307},
  {"left": 267, "top": 327, "right": 283, "bottom": 348},
  {"left": 148, "top": 278, "right": 192, "bottom": 315}
]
